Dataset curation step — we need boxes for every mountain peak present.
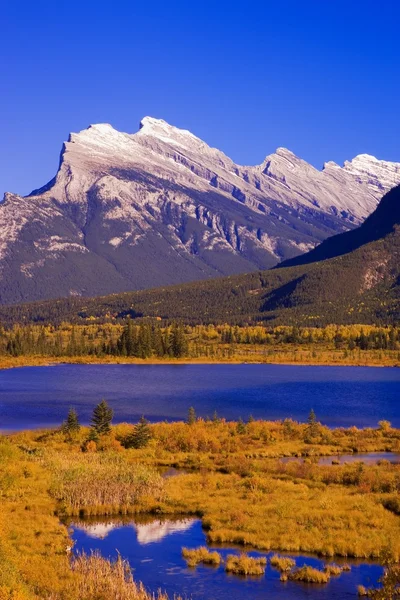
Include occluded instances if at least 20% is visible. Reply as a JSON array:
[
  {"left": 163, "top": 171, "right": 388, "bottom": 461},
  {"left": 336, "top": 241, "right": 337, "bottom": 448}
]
[
  {"left": 137, "top": 116, "right": 204, "bottom": 150},
  {"left": 275, "top": 147, "right": 296, "bottom": 157}
]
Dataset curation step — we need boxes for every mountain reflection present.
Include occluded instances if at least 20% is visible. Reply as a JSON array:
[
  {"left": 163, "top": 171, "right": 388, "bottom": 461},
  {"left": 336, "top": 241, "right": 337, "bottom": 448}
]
[{"left": 75, "top": 517, "right": 196, "bottom": 543}]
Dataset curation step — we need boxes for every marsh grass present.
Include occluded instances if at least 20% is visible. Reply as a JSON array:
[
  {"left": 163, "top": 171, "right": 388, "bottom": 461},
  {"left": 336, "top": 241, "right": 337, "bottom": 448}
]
[
  {"left": 225, "top": 554, "right": 267, "bottom": 576},
  {"left": 324, "top": 564, "right": 343, "bottom": 576},
  {"left": 287, "top": 565, "right": 330, "bottom": 584},
  {"left": 181, "top": 546, "right": 222, "bottom": 567},
  {"left": 269, "top": 554, "right": 296, "bottom": 572},
  {"left": 68, "top": 552, "right": 174, "bottom": 599},
  {"left": 1, "top": 420, "right": 400, "bottom": 599},
  {"left": 47, "top": 452, "right": 165, "bottom": 515}
]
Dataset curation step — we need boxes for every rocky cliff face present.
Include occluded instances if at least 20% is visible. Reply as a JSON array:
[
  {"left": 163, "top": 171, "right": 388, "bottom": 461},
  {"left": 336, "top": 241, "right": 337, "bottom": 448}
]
[{"left": 1, "top": 117, "right": 399, "bottom": 304}]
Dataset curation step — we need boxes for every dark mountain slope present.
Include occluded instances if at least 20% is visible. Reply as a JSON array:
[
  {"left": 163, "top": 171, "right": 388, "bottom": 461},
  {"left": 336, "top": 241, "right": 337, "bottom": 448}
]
[{"left": 280, "top": 185, "right": 400, "bottom": 268}]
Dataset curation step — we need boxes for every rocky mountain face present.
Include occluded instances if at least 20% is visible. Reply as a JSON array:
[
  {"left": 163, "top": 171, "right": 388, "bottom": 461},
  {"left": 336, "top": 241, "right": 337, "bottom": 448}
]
[{"left": 1, "top": 117, "right": 400, "bottom": 304}]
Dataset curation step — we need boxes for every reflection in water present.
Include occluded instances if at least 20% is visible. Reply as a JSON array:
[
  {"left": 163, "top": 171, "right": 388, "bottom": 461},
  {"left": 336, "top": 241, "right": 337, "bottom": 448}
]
[
  {"left": 280, "top": 452, "right": 400, "bottom": 466},
  {"left": 80, "top": 522, "right": 119, "bottom": 539},
  {"left": 76, "top": 517, "right": 196, "bottom": 544},
  {"left": 136, "top": 518, "right": 195, "bottom": 544},
  {"left": 71, "top": 517, "right": 384, "bottom": 600}
]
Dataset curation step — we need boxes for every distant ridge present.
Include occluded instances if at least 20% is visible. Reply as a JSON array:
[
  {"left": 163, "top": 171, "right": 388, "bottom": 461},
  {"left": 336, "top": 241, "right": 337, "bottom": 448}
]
[{"left": 280, "top": 185, "right": 400, "bottom": 268}]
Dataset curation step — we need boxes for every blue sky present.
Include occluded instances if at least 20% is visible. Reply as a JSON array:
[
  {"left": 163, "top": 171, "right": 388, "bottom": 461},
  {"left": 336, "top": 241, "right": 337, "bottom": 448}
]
[{"left": 1, "top": 0, "right": 399, "bottom": 196}]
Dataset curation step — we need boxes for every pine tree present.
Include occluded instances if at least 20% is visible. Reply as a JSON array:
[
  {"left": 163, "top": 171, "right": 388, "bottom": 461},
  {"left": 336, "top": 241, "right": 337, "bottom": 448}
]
[
  {"left": 308, "top": 409, "right": 317, "bottom": 426},
  {"left": 237, "top": 417, "right": 246, "bottom": 434},
  {"left": 307, "top": 409, "right": 319, "bottom": 438},
  {"left": 90, "top": 399, "right": 113, "bottom": 435},
  {"left": 125, "top": 416, "right": 152, "bottom": 449},
  {"left": 170, "top": 323, "right": 188, "bottom": 358},
  {"left": 212, "top": 410, "right": 219, "bottom": 423},
  {"left": 62, "top": 407, "right": 80, "bottom": 434},
  {"left": 187, "top": 406, "right": 196, "bottom": 425}
]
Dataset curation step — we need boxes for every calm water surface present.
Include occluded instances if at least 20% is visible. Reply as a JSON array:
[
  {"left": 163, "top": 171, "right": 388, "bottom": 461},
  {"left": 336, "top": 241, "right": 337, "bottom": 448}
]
[
  {"left": 71, "top": 516, "right": 383, "bottom": 599},
  {"left": 280, "top": 452, "right": 400, "bottom": 466},
  {"left": 0, "top": 364, "right": 400, "bottom": 429},
  {"left": 1, "top": 364, "right": 399, "bottom": 430}
]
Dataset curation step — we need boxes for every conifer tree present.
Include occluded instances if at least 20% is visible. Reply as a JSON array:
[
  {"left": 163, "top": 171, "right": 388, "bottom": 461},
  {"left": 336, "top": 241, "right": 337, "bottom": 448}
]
[
  {"left": 307, "top": 408, "right": 319, "bottom": 438},
  {"left": 236, "top": 417, "right": 246, "bottom": 434},
  {"left": 187, "top": 406, "right": 196, "bottom": 425},
  {"left": 62, "top": 407, "right": 80, "bottom": 434},
  {"left": 308, "top": 409, "right": 317, "bottom": 426},
  {"left": 170, "top": 323, "right": 188, "bottom": 357},
  {"left": 125, "top": 416, "right": 152, "bottom": 448},
  {"left": 90, "top": 399, "right": 113, "bottom": 435}
]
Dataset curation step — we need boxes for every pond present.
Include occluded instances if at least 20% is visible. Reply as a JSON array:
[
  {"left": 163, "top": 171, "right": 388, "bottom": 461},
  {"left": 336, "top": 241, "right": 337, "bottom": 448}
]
[
  {"left": 70, "top": 516, "right": 383, "bottom": 599},
  {"left": 1, "top": 364, "right": 400, "bottom": 430},
  {"left": 281, "top": 452, "right": 400, "bottom": 465}
]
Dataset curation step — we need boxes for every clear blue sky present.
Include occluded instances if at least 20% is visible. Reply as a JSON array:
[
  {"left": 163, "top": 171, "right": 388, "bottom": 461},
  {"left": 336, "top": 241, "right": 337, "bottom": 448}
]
[{"left": 1, "top": 0, "right": 399, "bottom": 196}]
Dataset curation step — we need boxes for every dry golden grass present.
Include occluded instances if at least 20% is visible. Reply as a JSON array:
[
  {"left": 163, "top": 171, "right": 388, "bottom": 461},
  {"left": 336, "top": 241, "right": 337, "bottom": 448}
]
[
  {"left": 270, "top": 554, "right": 296, "bottom": 572},
  {"left": 46, "top": 452, "right": 165, "bottom": 516},
  {"left": 324, "top": 564, "right": 343, "bottom": 576},
  {"left": 225, "top": 554, "right": 267, "bottom": 576},
  {"left": 287, "top": 565, "right": 330, "bottom": 584},
  {"left": 68, "top": 552, "right": 174, "bottom": 600},
  {"left": 2, "top": 419, "right": 400, "bottom": 598},
  {"left": 181, "top": 546, "right": 222, "bottom": 567}
]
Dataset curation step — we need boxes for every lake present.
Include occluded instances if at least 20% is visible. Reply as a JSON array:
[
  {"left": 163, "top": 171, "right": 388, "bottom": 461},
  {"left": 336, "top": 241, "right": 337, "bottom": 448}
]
[
  {"left": 71, "top": 516, "right": 383, "bottom": 599},
  {"left": 1, "top": 363, "right": 400, "bottom": 430}
]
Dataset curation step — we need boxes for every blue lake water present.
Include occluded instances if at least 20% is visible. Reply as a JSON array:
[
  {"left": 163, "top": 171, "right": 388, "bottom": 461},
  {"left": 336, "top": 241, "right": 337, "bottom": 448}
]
[
  {"left": 1, "top": 363, "right": 399, "bottom": 430},
  {"left": 71, "top": 516, "right": 383, "bottom": 599}
]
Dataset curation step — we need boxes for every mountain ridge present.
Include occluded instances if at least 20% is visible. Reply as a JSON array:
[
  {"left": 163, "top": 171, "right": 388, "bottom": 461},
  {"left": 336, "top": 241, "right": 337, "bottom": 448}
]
[{"left": 1, "top": 117, "right": 400, "bottom": 305}]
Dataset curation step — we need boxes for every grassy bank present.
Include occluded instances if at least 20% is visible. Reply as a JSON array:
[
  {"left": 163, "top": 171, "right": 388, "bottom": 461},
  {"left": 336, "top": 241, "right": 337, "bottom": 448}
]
[
  {"left": 1, "top": 418, "right": 400, "bottom": 598},
  {"left": 0, "top": 347, "right": 399, "bottom": 371}
]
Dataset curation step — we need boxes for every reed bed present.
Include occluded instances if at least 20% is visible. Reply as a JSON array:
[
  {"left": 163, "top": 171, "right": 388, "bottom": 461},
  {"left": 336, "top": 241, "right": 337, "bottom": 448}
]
[
  {"left": 47, "top": 452, "right": 165, "bottom": 514},
  {"left": 68, "top": 552, "right": 174, "bottom": 600}
]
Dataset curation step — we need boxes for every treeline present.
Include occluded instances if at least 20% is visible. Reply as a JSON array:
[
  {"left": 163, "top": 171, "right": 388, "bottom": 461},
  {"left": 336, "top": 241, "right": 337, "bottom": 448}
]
[
  {"left": 2, "top": 322, "right": 400, "bottom": 359},
  {"left": 221, "top": 324, "right": 400, "bottom": 350},
  {"left": 4, "top": 321, "right": 188, "bottom": 359}
]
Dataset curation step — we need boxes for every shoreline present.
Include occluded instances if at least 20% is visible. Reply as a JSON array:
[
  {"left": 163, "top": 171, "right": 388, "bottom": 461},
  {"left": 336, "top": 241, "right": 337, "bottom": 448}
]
[{"left": 0, "top": 354, "right": 399, "bottom": 370}]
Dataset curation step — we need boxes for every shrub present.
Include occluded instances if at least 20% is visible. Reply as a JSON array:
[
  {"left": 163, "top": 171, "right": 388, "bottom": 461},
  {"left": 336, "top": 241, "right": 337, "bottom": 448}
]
[{"left": 382, "top": 496, "right": 400, "bottom": 515}]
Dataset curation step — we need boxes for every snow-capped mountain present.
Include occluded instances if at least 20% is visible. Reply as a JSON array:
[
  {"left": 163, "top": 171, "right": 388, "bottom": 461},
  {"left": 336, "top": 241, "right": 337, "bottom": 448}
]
[{"left": 1, "top": 117, "right": 399, "bottom": 304}]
